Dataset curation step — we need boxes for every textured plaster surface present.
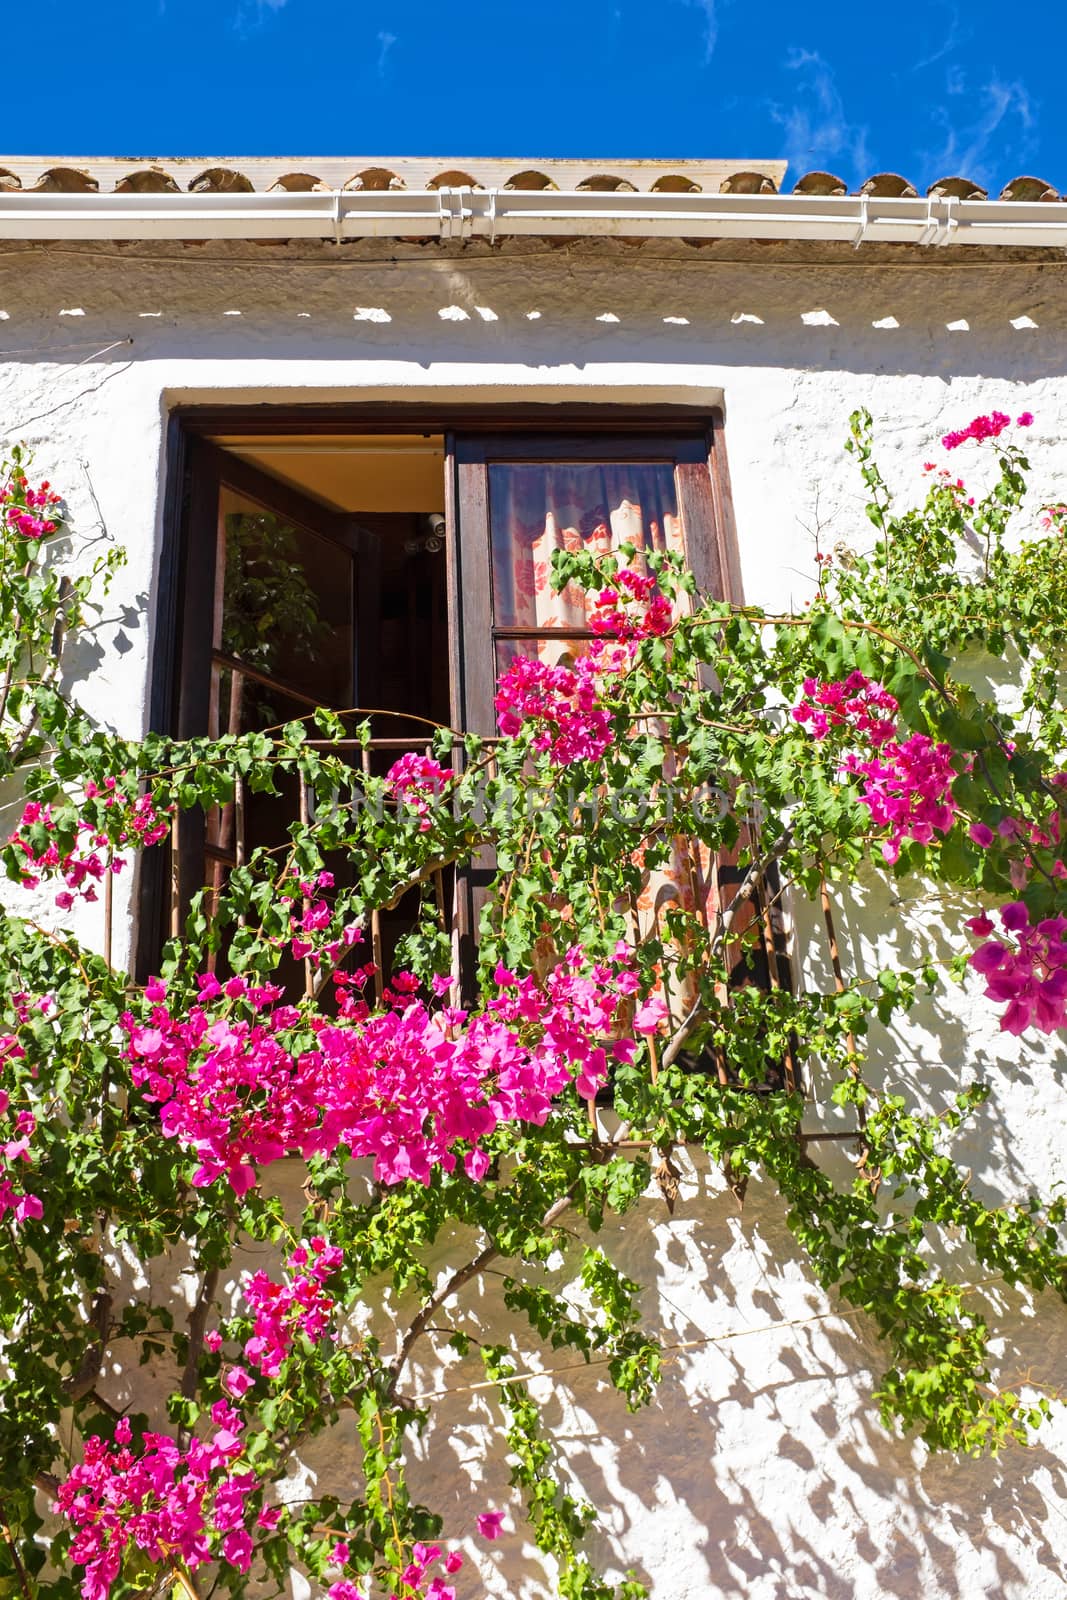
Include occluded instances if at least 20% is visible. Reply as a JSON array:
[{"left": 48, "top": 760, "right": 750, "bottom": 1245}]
[{"left": 7, "top": 239, "right": 1067, "bottom": 1597}]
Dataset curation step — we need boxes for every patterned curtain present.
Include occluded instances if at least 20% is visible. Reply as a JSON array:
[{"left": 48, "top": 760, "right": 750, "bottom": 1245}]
[
  {"left": 486, "top": 463, "right": 770, "bottom": 1034},
  {"left": 489, "top": 463, "right": 684, "bottom": 652}
]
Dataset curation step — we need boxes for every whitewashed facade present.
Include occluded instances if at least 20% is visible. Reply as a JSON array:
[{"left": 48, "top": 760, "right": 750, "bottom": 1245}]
[{"left": 5, "top": 157, "right": 1067, "bottom": 1600}]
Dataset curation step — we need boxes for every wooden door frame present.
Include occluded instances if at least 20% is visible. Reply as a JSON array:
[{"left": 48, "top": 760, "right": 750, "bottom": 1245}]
[{"left": 139, "top": 430, "right": 375, "bottom": 978}]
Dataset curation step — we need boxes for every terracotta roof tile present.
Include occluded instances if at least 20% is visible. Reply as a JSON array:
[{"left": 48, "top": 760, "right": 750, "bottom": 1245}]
[
  {"left": 268, "top": 172, "right": 331, "bottom": 192},
  {"left": 857, "top": 173, "right": 918, "bottom": 198},
  {"left": 719, "top": 169, "right": 778, "bottom": 194},
  {"left": 32, "top": 166, "right": 98, "bottom": 193},
  {"left": 114, "top": 167, "right": 181, "bottom": 194},
  {"left": 427, "top": 168, "right": 482, "bottom": 190},
  {"left": 576, "top": 173, "right": 638, "bottom": 192},
  {"left": 650, "top": 174, "right": 702, "bottom": 192},
  {"left": 503, "top": 169, "right": 559, "bottom": 191},
  {"left": 926, "top": 175, "right": 988, "bottom": 200},
  {"left": 188, "top": 167, "right": 255, "bottom": 193},
  {"left": 792, "top": 171, "right": 847, "bottom": 196},
  {"left": 343, "top": 166, "right": 406, "bottom": 191},
  {"left": 999, "top": 175, "right": 1059, "bottom": 202}
]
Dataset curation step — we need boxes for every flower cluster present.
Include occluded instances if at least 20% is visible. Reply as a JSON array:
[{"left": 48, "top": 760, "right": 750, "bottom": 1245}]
[
  {"left": 920, "top": 462, "right": 976, "bottom": 507},
  {"left": 793, "top": 674, "right": 957, "bottom": 863},
  {"left": 122, "top": 948, "right": 649, "bottom": 1193},
  {"left": 969, "top": 802, "right": 1067, "bottom": 890},
  {"left": 329, "top": 1541, "right": 464, "bottom": 1600},
  {"left": 239, "top": 1236, "right": 343, "bottom": 1377},
  {"left": 494, "top": 648, "right": 625, "bottom": 765},
  {"left": 844, "top": 734, "right": 958, "bottom": 865},
  {"left": 55, "top": 1411, "right": 265, "bottom": 1600},
  {"left": 385, "top": 753, "right": 455, "bottom": 832},
  {"left": 494, "top": 567, "right": 681, "bottom": 762},
  {"left": 0, "top": 471, "right": 61, "bottom": 542},
  {"left": 275, "top": 871, "right": 364, "bottom": 967},
  {"left": 0, "top": 1037, "right": 41, "bottom": 1227},
  {"left": 9, "top": 784, "right": 171, "bottom": 911},
  {"left": 792, "top": 672, "right": 899, "bottom": 746},
  {"left": 941, "top": 411, "right": 1033, "bottom": 451},
  {"left": 588, "top": 568, "right": 674, "bottom": 639},
  {"left": 967, "top": 902, "right": 1067, "bottom": 1035}
]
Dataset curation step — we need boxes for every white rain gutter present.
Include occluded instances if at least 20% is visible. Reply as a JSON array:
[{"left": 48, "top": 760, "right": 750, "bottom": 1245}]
[{"left": 1, "top": 187, "right": 1067, "bottom": 247}]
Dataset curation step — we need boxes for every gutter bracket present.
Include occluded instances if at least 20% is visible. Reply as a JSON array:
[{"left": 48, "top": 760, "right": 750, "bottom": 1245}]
[
  {"left": 458, "top": 186, "right": 474, "bottom": 242},
  {"left": 331, "top": 189, "right": 343, "bottom": 246},
  {"left": 852, "top": 196, "right": 869, "bottom": 251},
  {"left": 919, "top": 195, "right": 957, "bottom": 247},
  {"left": 437, "top": 186, "right": 452, "bottom": 242},
  {"left": 936, "top": 195, "right": 958, "bottom": 247},
  {"left": 487, "top": 187, "right": 497, "bottom": 247},
  {"left": 438, "top": 187, "right": 474, "bottom": 243}
]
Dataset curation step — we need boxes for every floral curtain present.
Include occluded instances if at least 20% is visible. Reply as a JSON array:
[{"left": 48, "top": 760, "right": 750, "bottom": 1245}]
[
  {"left": 488, "top": 464, "right": 774, "bottom": 1038},
  {"left": 488, "top": 463, "right": 684, "bottom": 647}
]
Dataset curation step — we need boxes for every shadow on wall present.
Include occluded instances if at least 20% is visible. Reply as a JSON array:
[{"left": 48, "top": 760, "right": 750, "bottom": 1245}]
[
  {"left": 0, "top": 243, "right": 1064, "bottom": 386},
  {"left": 384, "top": 1174, "right": 1067, "bottom": 1600},
  {"left": 174, "top": 1155, "right": 1066, "bottom": 1600}
]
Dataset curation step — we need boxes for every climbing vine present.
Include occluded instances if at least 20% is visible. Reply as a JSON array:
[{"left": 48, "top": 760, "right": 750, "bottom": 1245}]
[{"left": 1, "top": 409, "right": 1066, "bottom": 1600}]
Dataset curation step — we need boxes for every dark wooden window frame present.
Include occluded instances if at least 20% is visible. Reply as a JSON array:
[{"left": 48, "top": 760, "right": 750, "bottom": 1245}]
[{"left": 141, "top": 402, "right": 744, "bottom": 984}]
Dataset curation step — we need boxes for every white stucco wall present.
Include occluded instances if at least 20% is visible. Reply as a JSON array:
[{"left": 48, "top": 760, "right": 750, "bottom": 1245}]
[{"left": 6, "top": 237, "right": 1067, "bottom": 1599}]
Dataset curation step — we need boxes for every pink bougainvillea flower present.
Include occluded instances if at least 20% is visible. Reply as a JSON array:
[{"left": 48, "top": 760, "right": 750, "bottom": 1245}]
[
  {"left": 55, "top": 1418, "right": 263, "bottom": 1600},
  {"left": 327, "top": 1583, "right": 362, "bottom": 1600},
  {"left": 477, "top": 1511, "right": 506, "bottom": 1540},
  {"left": 222, "top": 1365, "right": 254, "bottom": 1398},
  {"left": 967, "top": 901, "right": 1067, "bottom": 1035},
  {"left": 633, "top": 997, "right": 669, "bottom": 1034},
  {"left": 385, "top": 752, "right": 455, "bottom": 831},
  {"left": 941, "top": 411, "right": 1013, "bottom": 451}
]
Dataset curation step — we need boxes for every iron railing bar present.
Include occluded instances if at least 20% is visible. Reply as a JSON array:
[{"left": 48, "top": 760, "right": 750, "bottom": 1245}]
[
  {"left": 362, "top": 743, "right": 386, "bottom": 1006},
  {"left": 211, "top": 648, "right": 342, "bottom": 712},
  {"left": 493, "top": 626, "right": 600, "bottom": 639}
]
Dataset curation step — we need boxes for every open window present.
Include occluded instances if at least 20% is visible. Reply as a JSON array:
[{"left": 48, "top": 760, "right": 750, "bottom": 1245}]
[{"left": 144, "top": 407, "right": 789, "bottom": 1084}]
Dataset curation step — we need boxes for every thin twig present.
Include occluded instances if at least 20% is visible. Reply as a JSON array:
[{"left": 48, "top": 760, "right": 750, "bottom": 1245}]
[
  {"left": 179, "top": 1264, "right": 220, "bottom": 1424},
  {"left": 819, "top": 875, "right": 878, "bottom": 1195},
  {"left": 0, "top": 1498, "right": 33, "bottom": 1600},
  {"left": 386, "top": 1188, "right": 578, "bottom": 1399}
]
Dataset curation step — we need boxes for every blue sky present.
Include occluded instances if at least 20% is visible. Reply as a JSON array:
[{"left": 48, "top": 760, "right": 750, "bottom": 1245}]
[{"left": 9, "top": 0, "right": 1055, "bottom": 194}]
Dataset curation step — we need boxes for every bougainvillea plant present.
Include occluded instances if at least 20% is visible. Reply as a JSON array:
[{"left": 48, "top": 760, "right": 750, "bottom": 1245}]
[{"left": 2, "top": 413, "right": 1067, "bottom": 1600}]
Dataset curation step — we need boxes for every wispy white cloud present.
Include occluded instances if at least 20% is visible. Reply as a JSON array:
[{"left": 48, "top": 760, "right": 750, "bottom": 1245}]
[
  {"left": 769, "top": 48, "right": 872, "bottom": 187},
  {"left": 233, "top": 0, "right": 287, "bottom": 34},
  {"left": 910, "top": 1, "right": 964, "bottom": 72},
  {"left": 679, "top": 0, "right": 718, "bottom": 62},
  {"left": 921, "top": 75, "right": 1038, "bottom": 185},
  {"left": 377, "top": 29, "right": 396, "bottom": 75}
]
